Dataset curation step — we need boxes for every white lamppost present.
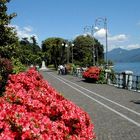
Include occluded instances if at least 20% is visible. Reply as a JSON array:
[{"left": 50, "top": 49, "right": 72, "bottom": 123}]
[
  {"left": 84, "top": 17, "right": 108, "bottom": 67},
  {"left": 95, "top": 17, "right": 108, "bottom": 67},
  {"left": 62, "top": 43, "right": 69, "bottom": 64},
  {"left": 71, "top": 43, "right": 74, "bottom": 64},
  {"left": 84, "top": 25, "right": 97, "bottom": 66},
  {"left": 65, "top": 44, "right": 69, "bottom": 64},
  {"left": 62, "top": 42, "right": 75, "bottom": 64}
]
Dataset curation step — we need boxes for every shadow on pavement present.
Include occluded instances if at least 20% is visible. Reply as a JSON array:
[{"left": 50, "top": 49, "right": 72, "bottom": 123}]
[
  {"left": 39, "top": 69, "right": 54, "bottom": 72},
  {"left": 82, "top": 79, "right": 97, "bottom": 84},
  {"left": 130, "top": 100, "right": 140, "bottom": 104}
]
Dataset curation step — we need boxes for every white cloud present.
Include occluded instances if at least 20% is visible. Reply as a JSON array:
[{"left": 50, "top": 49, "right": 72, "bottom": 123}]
[
  {"left": 107, "top": 34, "right": 140, "bottom": 51},
  {"left": 108, "top": 44, "right": 140, "bottom": 52},
  {"left": 94, "top": 28, "right": 128, "bottom": 43},
  {"left": 23, "top": 26, "right": 32, "bottom": 32},
  {"left": 11, "top": 24, "right": 38, "bottom": 42},
  {"left": 94, "top": 30, "right": 128, "bottom": 51},
  {"left": 83, "top": 28, "right": 138, "bottom": 51},
  {"left": 108, "top": 34, "right": 128, "bottom": 42},
  {"left": 84, "top": 27, "right": 139, "bottom": 51},
  {"left": 94, "top": 28, "right": 106, "bottom": 38},
  {"left": 123, "top": 44, "right": 140, "bottom": 50}
]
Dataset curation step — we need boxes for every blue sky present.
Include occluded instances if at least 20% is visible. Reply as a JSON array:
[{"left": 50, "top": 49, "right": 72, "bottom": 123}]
[{"left": 8, "top": 0, "right": 140, "bottom": 51}]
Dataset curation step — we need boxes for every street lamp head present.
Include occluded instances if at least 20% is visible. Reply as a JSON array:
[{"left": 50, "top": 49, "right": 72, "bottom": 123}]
[
  {"left": 94, "top": 26, "right": 99, "bottom": 31},
  {"left": 83, "top": 33, "right": 87, "bottom": 37},
  {"left": 71, "top": 43, "right": 74, "bottom": 47},
  {"left": 65, "top": 44, "right": 68, "bottom": 47}
]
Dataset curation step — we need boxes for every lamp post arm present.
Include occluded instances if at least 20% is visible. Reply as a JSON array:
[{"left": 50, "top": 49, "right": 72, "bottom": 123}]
[
  {"left": 105, "top": 18, "right": 108, "bottom": 67},
  {"left": 95, "top": 17, "right": 108, "bottom": 67}
]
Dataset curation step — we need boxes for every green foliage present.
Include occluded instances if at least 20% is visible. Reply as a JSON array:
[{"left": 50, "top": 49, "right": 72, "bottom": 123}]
[
  {"left": 11, "top": 57, "right": 26, "bottom": 74},
  {"left": 97, "top": 69, "right": 107, "bottom": 84},
  {"left": 0, "top": 0, "right": 18, "bottom": 47},
  {"left": 0, "top": 44, "right": 19, "bottom": 59},
  {"left": 94, "top": 39, "right": 104, "bottom": 65},
  {"left": 73, "top": 35, "right": 104, "bottom": 66},
  {"left": 28, "top": 54, "right": 42, "bottom": 66},
  {"left": 108, "top": 69, "right": 116, "bottom": 83},
  {"left": 41, "top": 35, "right": 104, "bottom": 68},
  {"left": 73, "top": 35, "right": 93, "bottom": 66},
  {"left": 108, "top": 59, "right": 114, "bottom": 66},
  {"left": 42, "top": 37, "right": 65, "bottom": 68},
  {"left": 0, "top": 57, "right": 13, "bottom": 95},
  {"left": 0, "top": 0, "right": 19, "bottom": 60},
  {"left": 47, "top": 64, "right": 55, "bottom": 69},
  {"left": 19, "top": 37, "right": 42, "bottom": 66},
  {"left": 97, "top": 68, "right": 115, "bottom": 84}
]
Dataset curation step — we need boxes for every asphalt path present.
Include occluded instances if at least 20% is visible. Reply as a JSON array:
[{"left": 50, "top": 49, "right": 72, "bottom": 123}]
[{"left": 40, "top": 70, "right": 140, "bottom": 140}]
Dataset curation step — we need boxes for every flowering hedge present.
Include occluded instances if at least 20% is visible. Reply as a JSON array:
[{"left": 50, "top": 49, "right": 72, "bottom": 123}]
[
  {"left": 0, "top": 68, "right": 96, "bottom": 139},
  {"left": 82, "top": 66, "right": 101, "bottom": 82}
]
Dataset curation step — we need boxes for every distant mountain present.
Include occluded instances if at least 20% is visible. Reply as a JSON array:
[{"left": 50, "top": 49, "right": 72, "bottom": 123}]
[{"left": 107, "top": 48, "right": 140, "bottom": 62}]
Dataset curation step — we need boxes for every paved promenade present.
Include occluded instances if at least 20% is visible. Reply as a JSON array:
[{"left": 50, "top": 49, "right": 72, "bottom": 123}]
[{"left": 40, "top": 69, "right": 140, "bottom": 140}]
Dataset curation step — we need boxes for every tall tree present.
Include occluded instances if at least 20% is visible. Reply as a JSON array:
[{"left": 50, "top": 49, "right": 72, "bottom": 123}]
[
  {"left": 30, "top": 36, "right": 37, "bottom": 46},
  {"left": 0, "top": 0, "right": 18, "bottom": 46},
  {"left": 73, "top": 35, "right": 104, "bottom": 66},
  {"left": 42, "top": 37, "right": 65, "bottom": 68},
  {"left": 19, "top": 37, "right": 41, "bottom": 66},
  {"left": 20, "top": 37, "right": 30, "bottom": 46},
  {"left": 0, "top": 0, "right": 19, "bottom": 58},
  {"left": 30, "top": 36, "right": 40, "bottom": 54}
]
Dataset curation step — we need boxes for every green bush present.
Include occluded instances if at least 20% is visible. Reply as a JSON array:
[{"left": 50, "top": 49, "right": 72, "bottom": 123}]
[
  {"left": 97, "top": 69, "right": 107, "bottom": 84},
  {"left": 11, "top": 57, "right": 26, "bottom": 74},
  {"left": 48, "top": 64, "right": 55, "bottom": 69},
  {"left": 0, "top": 57, "right": 13, "bottom": 95}
]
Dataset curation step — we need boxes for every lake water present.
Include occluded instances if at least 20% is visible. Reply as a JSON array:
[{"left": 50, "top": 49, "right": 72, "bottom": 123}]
[{"left": 113, "top": 62, "right": 140, "bottom": 76}]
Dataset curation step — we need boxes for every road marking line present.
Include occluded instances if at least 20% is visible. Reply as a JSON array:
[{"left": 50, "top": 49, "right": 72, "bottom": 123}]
[
  {"left": 48, "top": 72, "right": 140, "bottom": 127},
  {"left": 56, "top": 74, "right": 140, "bottom": 116}
]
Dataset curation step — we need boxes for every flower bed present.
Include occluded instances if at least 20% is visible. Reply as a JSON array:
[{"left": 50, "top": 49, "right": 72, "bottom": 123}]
[
  {"left": 0, "top": 68, "right": 96, "bottom": 139},
  {"left": 82, "top": 66, "right": 101, "bottom": 82}
]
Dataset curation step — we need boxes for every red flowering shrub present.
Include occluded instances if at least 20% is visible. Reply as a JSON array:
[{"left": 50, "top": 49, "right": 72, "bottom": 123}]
[
  {"left": 0, "top": 68, "right": 96, "bottom": 139},
  {"left": 83, "top": 66, "right": 101, "bottom": 82}
]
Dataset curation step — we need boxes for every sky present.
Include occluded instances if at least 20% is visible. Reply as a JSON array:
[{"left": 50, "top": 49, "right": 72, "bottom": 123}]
[{"left": 7, "top": 0, "right": 140, "bottom": 51}]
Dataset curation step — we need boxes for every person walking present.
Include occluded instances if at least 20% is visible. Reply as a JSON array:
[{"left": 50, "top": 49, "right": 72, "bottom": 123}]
[{"left": 59, "top": 65, "right": 64, "bottom": 75}]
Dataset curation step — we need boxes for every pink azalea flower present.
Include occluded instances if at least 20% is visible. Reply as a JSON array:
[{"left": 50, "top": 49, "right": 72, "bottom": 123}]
[{"left": 0, "top": 68, "right": 96, "bottom": 139}]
